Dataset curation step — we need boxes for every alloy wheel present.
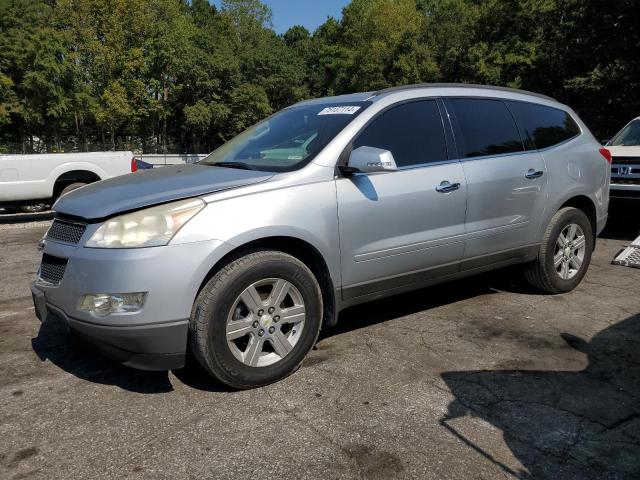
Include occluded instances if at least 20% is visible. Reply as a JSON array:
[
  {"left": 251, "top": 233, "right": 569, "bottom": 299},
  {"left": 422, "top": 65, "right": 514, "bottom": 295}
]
[
  {"left": 554, "top": 223, "right": 586, "bottom": 280},
  {"left": 225, "top": 278, "right": 306, "bottom": 367}
]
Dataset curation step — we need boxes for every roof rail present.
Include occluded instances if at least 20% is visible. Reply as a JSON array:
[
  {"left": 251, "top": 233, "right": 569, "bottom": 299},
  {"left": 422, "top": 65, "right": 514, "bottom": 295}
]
[{"left": 373, "top": 83, "right": 556, "bottom": 102}]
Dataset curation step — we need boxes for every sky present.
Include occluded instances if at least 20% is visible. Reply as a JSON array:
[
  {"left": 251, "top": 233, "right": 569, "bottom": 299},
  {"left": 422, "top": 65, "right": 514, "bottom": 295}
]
[{"left": 212, "top": 0, "right": 350, "bottom": 34}]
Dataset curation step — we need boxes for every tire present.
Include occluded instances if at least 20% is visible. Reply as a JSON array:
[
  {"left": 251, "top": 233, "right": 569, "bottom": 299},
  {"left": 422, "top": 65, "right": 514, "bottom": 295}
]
[
  {"left": 189, "top": 250, "right": 323, "bottom": 389},
  {"left": 20, "top": 203, "right": 48, "bottom": 213},
  {"left": 524, "top": 207, "right": 593, "bottom": 293},
  {"left": 1, "top": 207, "right": 21, "bottom": 214},
  {"left": 1, "top": 203, "right": 47, "bottom": 214},
  {"left": 59, "top": 182, "right": 87, "bottom": 197}
]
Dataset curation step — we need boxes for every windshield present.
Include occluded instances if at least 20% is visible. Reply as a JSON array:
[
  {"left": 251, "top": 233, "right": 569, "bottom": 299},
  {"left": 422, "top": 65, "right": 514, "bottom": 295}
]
[
  {"left": 610, "top": 119, "right": 640, "bottom": 146},
  {"left": 199, "top": 102, "right": 368, "bottom": 172}
]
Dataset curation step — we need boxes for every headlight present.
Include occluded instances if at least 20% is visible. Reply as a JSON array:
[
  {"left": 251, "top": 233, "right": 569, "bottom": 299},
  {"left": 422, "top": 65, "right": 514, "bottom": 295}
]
[{"left": 85, "top": 198, "right": 205, "bottom": 248}]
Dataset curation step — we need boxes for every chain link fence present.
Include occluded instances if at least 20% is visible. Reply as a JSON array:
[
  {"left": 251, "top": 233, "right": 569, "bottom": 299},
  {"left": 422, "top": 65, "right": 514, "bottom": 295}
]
[
  {"left": 0, "top": 141, "right": 212, "bottom": 156},
  {"left": 0, "top": 141, "right": 212, "bottom": 168}
]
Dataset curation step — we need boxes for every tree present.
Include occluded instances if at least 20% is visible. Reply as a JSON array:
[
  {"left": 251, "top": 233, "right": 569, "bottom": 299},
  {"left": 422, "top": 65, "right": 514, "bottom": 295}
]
[
  {"left": 0, "top": 73, "right": 18, "bottom": 129},
  {"left": 326, "top": 0, "right": 440, "bottom": 92},
  {"left": 221, "top": 0, "right": 273, "bottom": 42},
  {"left": 1, "top": 0, "right": 637, "bottom": 151},
  {"left": 1, "top": 0, "right": 77, "bottom": 151}
]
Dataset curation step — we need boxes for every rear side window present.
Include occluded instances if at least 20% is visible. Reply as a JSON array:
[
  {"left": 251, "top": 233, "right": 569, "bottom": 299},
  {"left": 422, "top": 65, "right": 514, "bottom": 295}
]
[
  {"left": 507, "top": 101, "right": 581, "bottom": 150},
  {"left": 447, "top": 98, "right": 524, "bottom": 158},
  {"left": 353, "top": 100, "right": 447, "bottom": 167}
]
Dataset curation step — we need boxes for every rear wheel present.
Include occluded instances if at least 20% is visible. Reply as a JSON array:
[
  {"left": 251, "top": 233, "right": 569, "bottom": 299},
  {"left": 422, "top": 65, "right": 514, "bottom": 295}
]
[
  {"left": 524, "top": 207, "right": 593, "bottom": 293},
  {"left": 189, "top": 251, "right": 323, "bottom": 389},
  {"left": 59, "top": 182, "right": 87, "bottom": 197}
]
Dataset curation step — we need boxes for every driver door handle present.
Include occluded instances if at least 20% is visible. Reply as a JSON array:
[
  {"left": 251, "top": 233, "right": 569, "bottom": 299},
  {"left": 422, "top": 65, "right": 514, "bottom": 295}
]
[
  {"left": 436, "top": 181, "right": 461, "bottom": 193},
  {"left": 525, "top": 169, "right": 544, "bottom": 179}
]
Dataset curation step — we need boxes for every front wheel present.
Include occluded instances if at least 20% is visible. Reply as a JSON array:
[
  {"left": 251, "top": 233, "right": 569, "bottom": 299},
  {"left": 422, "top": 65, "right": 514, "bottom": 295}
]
[
  {"left": 20, "top": 203, "right": 48, "bottom": 213},
  {"left": 189, "top": 251, "right": 323, "bottom": 389},
  {"left": 524, "top": 207, "right": 593, "bottom": 293}
]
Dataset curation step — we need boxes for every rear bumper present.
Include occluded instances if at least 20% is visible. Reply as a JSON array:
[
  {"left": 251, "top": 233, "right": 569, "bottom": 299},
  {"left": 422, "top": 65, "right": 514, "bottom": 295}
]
[{"left": 33, "top": 283, "right": 188, "bottom": 371}]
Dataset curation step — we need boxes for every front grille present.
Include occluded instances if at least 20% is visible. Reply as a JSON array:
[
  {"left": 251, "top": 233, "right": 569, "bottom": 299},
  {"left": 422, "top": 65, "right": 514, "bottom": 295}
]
[
  {"left": 46, "top": 219, "right": 87, "bottom": 244},
  {"left": 39, "top": 254, "right": 68, "bottom": 285},
  {"left": 612, "top": 156, "right": 640, "bottom": 165},
  {"left": 611, "top": 177, "right": 640, "bottom": 185},
  {"left": 611, "top": 156, "right": 640, "bottom": 186},
  {"left": 610, "top": 189, "right": 640, "bottom": 198}
]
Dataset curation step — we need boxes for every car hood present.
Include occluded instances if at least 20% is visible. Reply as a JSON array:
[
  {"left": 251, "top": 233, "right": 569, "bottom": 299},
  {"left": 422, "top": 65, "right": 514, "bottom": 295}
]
[
  {"left": 607, "top": 145, "right": 640, "bottom": 157},
  {"left": 53, "top": 164, "right": 274, "bottom": 220}
]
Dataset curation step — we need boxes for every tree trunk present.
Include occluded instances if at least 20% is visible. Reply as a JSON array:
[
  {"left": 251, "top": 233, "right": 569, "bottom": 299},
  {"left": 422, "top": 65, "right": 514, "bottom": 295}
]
[
  {"left": 162, "top": 79, "right": 169, "bottom": 154},
  {"left": 74, "top": 112, "right": 79, "bottom": 151},
  {"left": 81, "top": 115, "right": 87, "bottom": 152}
]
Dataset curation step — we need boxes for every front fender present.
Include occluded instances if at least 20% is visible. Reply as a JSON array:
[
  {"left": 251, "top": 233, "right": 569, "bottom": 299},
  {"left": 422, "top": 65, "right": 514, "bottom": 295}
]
[{"left": 174, "top": 180, "right": 342, "bottom": 288}]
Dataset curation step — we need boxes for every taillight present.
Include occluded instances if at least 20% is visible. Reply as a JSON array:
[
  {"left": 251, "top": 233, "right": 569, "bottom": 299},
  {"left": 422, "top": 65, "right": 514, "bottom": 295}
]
[
  {"left": 599, "top": 148, "right": 612, "bottom": 164},
  {"left": 131, "top": 157, "right": 138, "bottom": 172}
]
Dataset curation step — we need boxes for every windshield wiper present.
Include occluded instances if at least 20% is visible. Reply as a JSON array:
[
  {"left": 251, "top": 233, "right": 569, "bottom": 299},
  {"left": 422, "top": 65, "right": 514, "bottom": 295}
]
[{"left": 209, "top": 161, "right": 255, "bottom": 170}]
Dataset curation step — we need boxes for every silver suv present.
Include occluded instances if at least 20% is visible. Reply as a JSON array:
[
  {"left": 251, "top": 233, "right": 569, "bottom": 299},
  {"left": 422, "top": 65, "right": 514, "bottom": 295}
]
[{"left": 32, "top": 84, "right": 610, "bottom": 388}]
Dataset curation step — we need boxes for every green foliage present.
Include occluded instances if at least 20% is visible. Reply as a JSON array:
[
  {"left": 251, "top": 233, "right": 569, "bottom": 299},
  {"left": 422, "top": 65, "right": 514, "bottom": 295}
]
[
  {"left": 0, "top": 0, "right": 637, "bottom": 152},
  {"left": 339, "top": 0, "right": 439, "bottom": 90},
  {"left": 0, "top": 73, "right": 18, "bottom": 127}
]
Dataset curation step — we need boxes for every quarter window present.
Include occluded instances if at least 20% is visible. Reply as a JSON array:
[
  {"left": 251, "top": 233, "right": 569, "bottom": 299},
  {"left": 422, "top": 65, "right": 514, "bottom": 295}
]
[
  {"left": 447, "top": 98, "right": 524, "bottom": 158},
  {"left": 507, "top": 101, "right": 581, "bottom": 150},
  {"left": 353, "top": 100, "right": 447, "bottom": 167}
]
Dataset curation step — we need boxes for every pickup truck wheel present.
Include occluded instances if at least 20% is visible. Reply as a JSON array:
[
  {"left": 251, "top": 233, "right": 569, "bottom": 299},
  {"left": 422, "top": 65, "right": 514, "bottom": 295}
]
[
  {"left": 59, "top": 182, "right": 87, "bottom": 197},
  {"left": 189, "top": 251, "right": 323, "bottom": 389},
  {"left": 20, "top": 203, "right": 48, "bottom": 213},
  {"left": 1, "top": 203, "right": 47, "bottom": 214},
  {"left": 524, "top": 207, "right": 593, "bottom": 293},
  {"left": 1, "top": 207, "right": 21, "bottom": 214}
]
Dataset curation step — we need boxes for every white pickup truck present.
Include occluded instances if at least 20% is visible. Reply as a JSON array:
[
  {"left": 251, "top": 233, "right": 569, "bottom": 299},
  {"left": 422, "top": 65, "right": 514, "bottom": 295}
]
[{"left": 0, "top": 151, "right": 144, "bottom": 212}]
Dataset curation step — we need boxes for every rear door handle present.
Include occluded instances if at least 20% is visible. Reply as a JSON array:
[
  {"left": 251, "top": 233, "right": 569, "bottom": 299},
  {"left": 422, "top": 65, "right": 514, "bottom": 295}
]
[
  {"left": 525, "top": 169, "right": 544, "bottom": 179},
  {"left": 435, "top": 181, "right": 461, "bottom": 193}
]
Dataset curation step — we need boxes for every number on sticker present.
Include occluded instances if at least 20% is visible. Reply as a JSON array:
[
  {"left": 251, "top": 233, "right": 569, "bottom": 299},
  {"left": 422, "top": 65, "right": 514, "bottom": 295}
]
[{"left": 318, "top": 106, "right": 361, "bottom": 115}]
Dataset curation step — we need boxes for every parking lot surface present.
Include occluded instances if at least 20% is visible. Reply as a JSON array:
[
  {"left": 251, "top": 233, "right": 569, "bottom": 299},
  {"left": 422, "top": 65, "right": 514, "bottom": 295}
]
[{"left": 1, "top": 208, "right": 639, "bottom": 479}]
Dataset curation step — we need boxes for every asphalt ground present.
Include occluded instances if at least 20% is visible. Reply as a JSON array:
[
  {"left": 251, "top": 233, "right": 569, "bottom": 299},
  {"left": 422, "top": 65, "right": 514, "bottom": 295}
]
[{"left": 1, "top": 203, "right": 639, "bottom": 479}]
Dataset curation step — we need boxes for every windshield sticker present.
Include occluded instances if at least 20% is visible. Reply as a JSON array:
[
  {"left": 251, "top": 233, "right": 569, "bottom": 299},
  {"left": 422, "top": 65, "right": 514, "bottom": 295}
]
[{"left": 318, "top": 106, "right": 361, "bottom": 115}]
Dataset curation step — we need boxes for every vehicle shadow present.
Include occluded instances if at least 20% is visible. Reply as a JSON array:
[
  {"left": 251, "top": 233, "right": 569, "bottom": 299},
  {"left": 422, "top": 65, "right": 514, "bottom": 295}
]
[
  {"left": 600, "top": 198, "right": 640, "bottom": 242},
  {"left": 30, "top": 313, "right": 234, "bottom": 393},
  {"left": 323, "top": 268, "right": 541, "bottom": 340},
  {"left": 440, "top": 313, "right": 640, "bottom": 479},
  {"left": 29, "top": 272, "right": 506, "bottom": 394},
  {"left": 31, "top": 316, "right": 174, "bottom": 393},
  {"left": 172, "top": 357, "right": 236, "bottom": 393},
  {"left": 350, "top": 175, "right": 379, "bottom": 201}
]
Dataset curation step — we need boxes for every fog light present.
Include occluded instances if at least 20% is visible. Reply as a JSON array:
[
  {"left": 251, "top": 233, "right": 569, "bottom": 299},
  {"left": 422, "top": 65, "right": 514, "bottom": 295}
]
[{"left": 79, "top": 293, "right": 146, "bottom": 316}]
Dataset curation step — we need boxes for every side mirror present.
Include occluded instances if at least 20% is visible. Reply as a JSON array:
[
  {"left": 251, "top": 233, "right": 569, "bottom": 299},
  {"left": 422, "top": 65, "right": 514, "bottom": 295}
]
[{"left": 342, "top": 146, "right": 398, "bottom": 175}]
